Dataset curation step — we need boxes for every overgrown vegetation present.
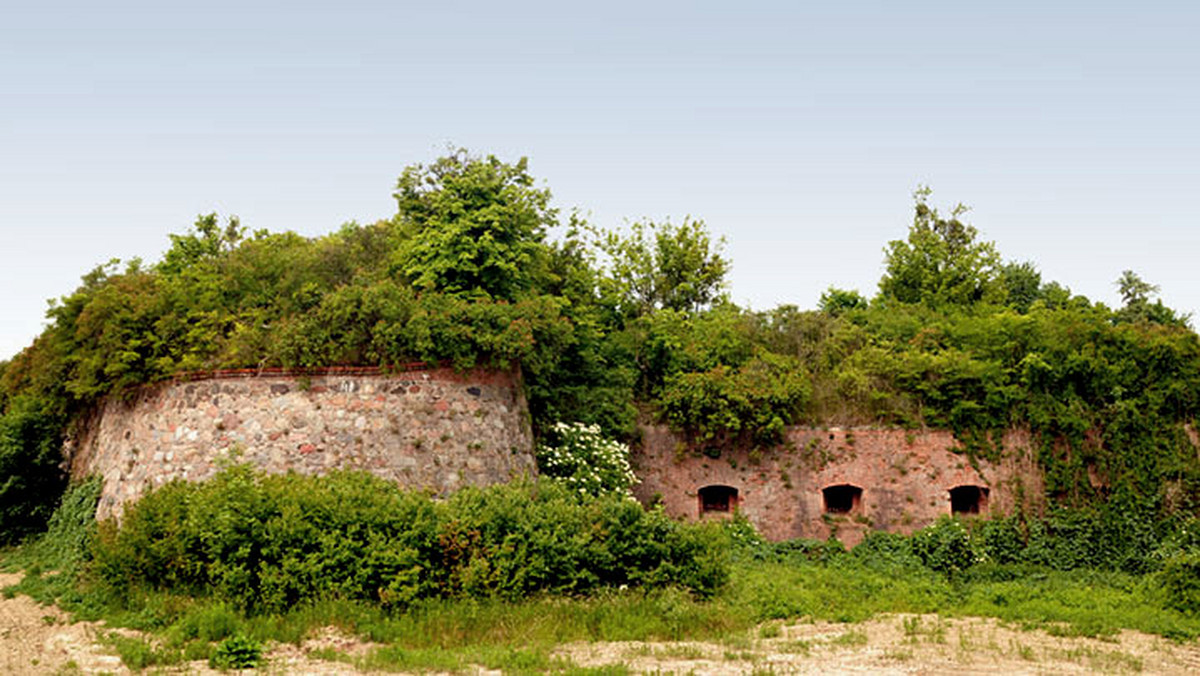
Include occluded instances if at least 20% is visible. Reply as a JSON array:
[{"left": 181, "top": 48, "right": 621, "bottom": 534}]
[
  {"left": 2, "top": 148, "right": 1200, "bottom": 668},
  {"left": 4, "top": 484, "right": 1199, "bottom": 672},
  {"left": 89, "top": 466, "right": 726, "bottom": 614},
  {"left": 0, "top": 396, "right": 67, "bottom": 543},
  {"left": 3, "top": 150, "right": 1199, "bottom": 529}
]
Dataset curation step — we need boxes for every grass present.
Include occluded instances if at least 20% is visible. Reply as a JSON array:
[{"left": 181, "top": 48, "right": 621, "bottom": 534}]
[
  {"left": 3, "top": 481, "right": 1199, "bottom": 672},
  {"left": 6, "top": 546, "right": 1200, "bottom": 672}
]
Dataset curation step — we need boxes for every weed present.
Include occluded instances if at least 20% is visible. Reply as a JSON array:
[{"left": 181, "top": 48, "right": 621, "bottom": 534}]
[
  {"left": 777, "top": 639, "right": 811, "bottom": 655},
  {"left": 1010, "top": 639, "right": 1037, "bottom": 661},
  {"left": 757, "top": 621, "right": 782, "bottom": 639},
  {"left": 210, "top": 634, "right": 263, "bottom": 670},
  {"left": 829, "top": 630, "right": 868, "bottom": 648}
]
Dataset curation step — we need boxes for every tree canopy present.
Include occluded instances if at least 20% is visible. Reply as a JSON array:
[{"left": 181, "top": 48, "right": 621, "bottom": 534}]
[
  {"left": 878, "top": 187, "right": 1002, "bottom": 307},
  {"left": 2, "top": 153, "right": 1199, "bottom": 535}
]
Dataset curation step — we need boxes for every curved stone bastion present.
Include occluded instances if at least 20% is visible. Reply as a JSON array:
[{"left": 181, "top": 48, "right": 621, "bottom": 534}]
[{"left": 67, "top": 366, "right": 536, "bottom": 519}]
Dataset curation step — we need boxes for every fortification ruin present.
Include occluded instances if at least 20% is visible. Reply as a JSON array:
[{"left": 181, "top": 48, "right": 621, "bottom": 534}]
[
  {"left": 68, "top": 365, "right": 1043, "bottom": 541},
  {"left": 631, "top": 426, "right": 1042, "bottom": 546},
  {"left": 67, "top": 366, "right": 535, "bottom": 519}
]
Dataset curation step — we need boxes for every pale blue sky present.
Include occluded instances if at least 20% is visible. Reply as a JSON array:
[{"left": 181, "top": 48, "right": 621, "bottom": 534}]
[{"left": 3, "top": 1, "right": 1198, "bottom": 359}]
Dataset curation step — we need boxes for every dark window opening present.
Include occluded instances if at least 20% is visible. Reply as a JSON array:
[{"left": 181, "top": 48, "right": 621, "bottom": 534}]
[
  {"left": 822, "top": 484, "right": 862, "bottom": 514},
  {"left": 950, "top": 485, "right": 989, "bottom": 515},
  {"left": 698, "top": 485, "right": 738, "bottom": 514}
]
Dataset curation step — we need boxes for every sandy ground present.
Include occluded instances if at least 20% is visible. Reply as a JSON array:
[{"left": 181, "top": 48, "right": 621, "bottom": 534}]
[
  {"left": 0, "top": 572, "right": 363, "bottom": 675},
  {"left": 4, "top": 571, "right": 1200, "bottom": 674},
  {"left": 560, "top": 614, "right": 1200, "bottom": 674}
]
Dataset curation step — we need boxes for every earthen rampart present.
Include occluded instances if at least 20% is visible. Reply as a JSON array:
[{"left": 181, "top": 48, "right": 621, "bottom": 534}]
[
  {"left": 632, "top": 426, "right": 1044, "bottom": 545},
  {"left": 68, "top": 366, "right": 536, "bottom": 519}
]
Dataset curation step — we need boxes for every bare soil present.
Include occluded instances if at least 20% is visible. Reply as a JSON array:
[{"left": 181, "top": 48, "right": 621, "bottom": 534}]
[
  {"left": 561, "top": 614, "right": 1200, "bottom": 674},
  {"left": 4, "top": 572, "right": 1200, "bottom": 674}
]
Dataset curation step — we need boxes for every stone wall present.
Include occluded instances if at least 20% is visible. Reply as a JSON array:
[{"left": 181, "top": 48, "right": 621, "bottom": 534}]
[
  {"left": 68, "top": 366, "right": 536, "bottom": 519},
  {"left": 632, "top": 426, "right": 1044, "bottom": 545}
]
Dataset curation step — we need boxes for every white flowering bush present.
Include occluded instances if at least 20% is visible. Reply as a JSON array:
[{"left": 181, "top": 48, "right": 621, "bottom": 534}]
[{"left": 536, "top": 422, "right": 638, "bottom": 497}]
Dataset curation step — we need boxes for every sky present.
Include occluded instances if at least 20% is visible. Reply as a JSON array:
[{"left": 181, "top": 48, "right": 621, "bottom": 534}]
[{"left": 2, "top": 1, "right": 1198, "bottom": 360}]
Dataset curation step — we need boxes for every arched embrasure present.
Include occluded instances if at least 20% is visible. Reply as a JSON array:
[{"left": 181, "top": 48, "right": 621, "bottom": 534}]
[
  {"left": 950, "top": 485, "right": 989, "bottom": 515},
  {"left": 822, "top": 484, "right": 862, "bottom": 514},
  {"left": 698, "top": 484, "right": 739, "bottom": 514}
]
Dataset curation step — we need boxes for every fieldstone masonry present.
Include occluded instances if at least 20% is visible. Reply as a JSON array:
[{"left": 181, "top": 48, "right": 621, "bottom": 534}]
[
  {"left": 632, "top": 426, "right": 1045, "bottom": 545},
  {"left": 68, "top": 367, "right": 536, "bottom": 519}
]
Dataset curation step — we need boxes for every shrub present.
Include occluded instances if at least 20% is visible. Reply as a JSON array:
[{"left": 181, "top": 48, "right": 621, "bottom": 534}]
[
  {"left": 911, "top": 517, "right": 980, "bottom": 575},
  {"left": 659, "top": 351, "right": 810, "bottom": 448},
  {"left": 90, "top": 467, "right": 728, "bottom": 613},
  {"left": 535, "top": 422, "right": 637, "bottom": 497},
  {"left": 0, "top": 396, "right": 67, "bottom": 543},
  {"left": 209, "top": 634, "right": 263, "bottom": 670},
  {"left": 1161, "top": 553, "right": 1200, "bottom": 616}
]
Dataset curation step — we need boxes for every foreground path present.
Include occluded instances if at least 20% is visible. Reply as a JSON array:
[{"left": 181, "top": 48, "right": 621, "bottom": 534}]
[
  {"left": 4, "top": 572, "right": 1200, "bottom": 674},
  {"left": 563, "top": 614, "right": 1200, "bottom": 674}
]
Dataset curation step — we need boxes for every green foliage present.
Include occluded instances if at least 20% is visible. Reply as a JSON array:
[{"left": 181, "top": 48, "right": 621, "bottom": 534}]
[
  {"left": 878, "top": 187, "right": 1002, "bottom": 308},
  {"left": 910, "top": 518, "right": 980, "bottom": 576},
  {"left": 999, "top": 261, "right": 1042, "bottom": 313},
  {"left": 3, "top": 477, "right": 102, "bottom": 612},
  {"left": 0, "top": 396, "right": 66, "bottom": 542},
  {"left": 536, "top": 422, "right": 638, "bottom": 497},
  {"left": 90, "top": 467, "right": 728, "bottom": 613},
  {"left": 3, "top": 155, "right": 1200, "bottom": 541},
  {"left": 659, "top": 351, "right": 810, "bottom": 448},
  {"left": 209, "top": 634, "right": 263, "bottom": 670},
  {"left": 392, "top": 149, "right": 555, "bottom": 301},
  {"left": 592, "top": 218, "right": 729, "bottom": 317},
  {"left": 1161, "top": 553, "right": 1200, "bottom": 616},
  {"left": 818, "top": 287, "right": 868, "bottom": 315}
]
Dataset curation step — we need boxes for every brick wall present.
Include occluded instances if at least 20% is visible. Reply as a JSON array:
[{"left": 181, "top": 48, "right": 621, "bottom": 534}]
[{"left": 632, "top": 426, "right": 1044, "bottom": 545}]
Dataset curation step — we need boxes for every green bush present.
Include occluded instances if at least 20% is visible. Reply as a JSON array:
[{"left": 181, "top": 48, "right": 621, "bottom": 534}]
[
  {"left": 659, "top": 350, "right": 810, "bottom": 448},
  {"left": 911, "top": 518, "right": 979, "bottom": 576},
  {"left": 1161, "top": 554, "right": 1200, "bottom": 616},
  {"left": 536, "top": 422, "right": 637, "bottom": 497},
  {"left": 90, "top": 467, "right": 728, "bottom": 613},
  {"left": 0, "top": 397, "right": 67, "bottom": 543},
  {"left": 209, "top": 634, "right": 263, "bottom": 670}
]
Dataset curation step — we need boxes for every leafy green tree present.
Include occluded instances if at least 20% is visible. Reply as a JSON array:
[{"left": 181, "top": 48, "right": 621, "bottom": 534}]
[
  {"left": 0, "top": 396, "right": 66, "bottom": 542},
  {"left": 594, "top": 218, "right": 729, "bottom": 317},
  {"left": 818, "top": 287, "right": 868, "bottom": 315},
  {"left": 878, "top": 187, "right": 1002, "bottom": 307},
  {"left": 1117, "top": 269, "right": 1159, "bottom": 308},
  {"left": 999, "top": 261, "right": 1042, "bottom": 313},
  {"left": 158, "top": 213, "right": 245, "bottom": 276},
  {"left": 1114, "top": 270, "right": 1186, "bottom": 326},
  {"left": 392, "top": 149, "right": 556, "bottom": 301}
]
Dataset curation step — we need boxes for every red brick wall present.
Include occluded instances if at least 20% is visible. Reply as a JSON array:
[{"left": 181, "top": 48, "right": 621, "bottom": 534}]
[{"left": 631, "top": 426, "right": 1043, "bottom": 545}]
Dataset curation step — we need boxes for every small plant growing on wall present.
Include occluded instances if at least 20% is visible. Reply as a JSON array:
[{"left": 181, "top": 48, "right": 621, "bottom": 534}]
[{"left": 536, "top": 422, "right": 638, "bottom": 497}]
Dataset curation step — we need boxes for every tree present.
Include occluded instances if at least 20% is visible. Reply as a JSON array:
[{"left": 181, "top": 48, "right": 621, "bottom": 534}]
[
  {"left": 878, "top": 187, "right": 1002, "bottom": 307},
  {"left": 818, "top": 287, "right": 868, "bottom": 315},
  {"left": 158, "top": 213, "right": 244, "bottom": 276},
  {"left": 1115, "top": 270, "right": 1185, "bottom": 325},
  {"left": 1116, "top": 269, "right": 1159, "bottom": 308},
  {"left": 0, "top": 396, "right": 66, "bottom": 543},
  {"left": 392, "top": 149, "right": 556, "bottom": 301},
  {"left": 999, "top": 261, "right": 1042, "bottom": 313},
  {"left": 593, "top": 218, "right": 729, "bottom": 317}
]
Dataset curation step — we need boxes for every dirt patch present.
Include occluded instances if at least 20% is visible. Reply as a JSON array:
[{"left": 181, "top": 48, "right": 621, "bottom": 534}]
[
  {"left": 0, "top": 573, "right": 369, "bottom": 675},
  {"left": 560, "top": 614, "right": 1200, "bottom": 674},
  {"left": 0, "top": 573, "right": 125, "bottom": 675}
]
